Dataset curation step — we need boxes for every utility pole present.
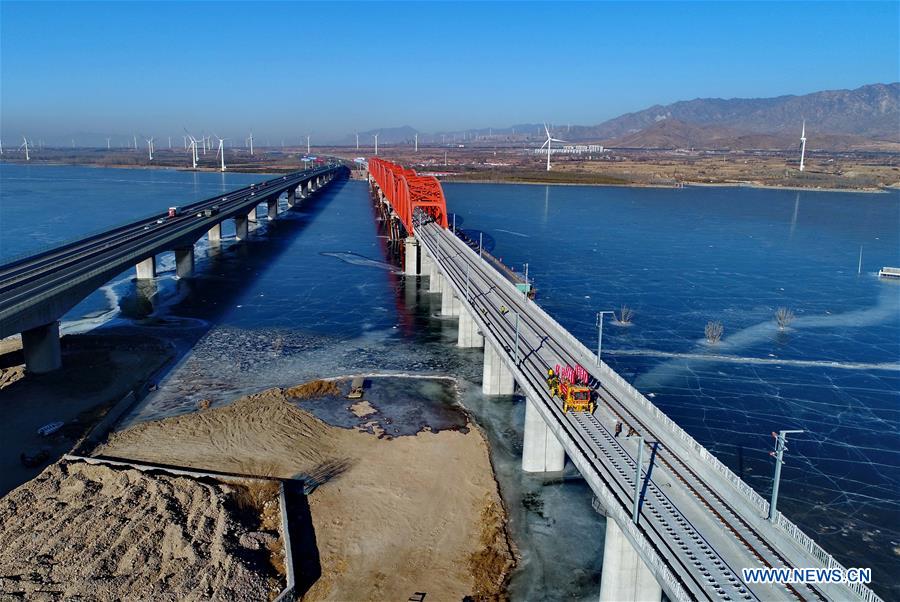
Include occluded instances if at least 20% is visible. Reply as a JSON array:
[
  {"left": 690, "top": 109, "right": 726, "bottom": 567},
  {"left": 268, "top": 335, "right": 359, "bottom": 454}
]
[
  {"left": 632, "top": 436, "right": 644, "bottom": 524},
  {"left": 768, "top": 429, "right": 804, "bottom": 522},
  {"left": 596, "top": 311, "right": 615, "bottom": 365}
]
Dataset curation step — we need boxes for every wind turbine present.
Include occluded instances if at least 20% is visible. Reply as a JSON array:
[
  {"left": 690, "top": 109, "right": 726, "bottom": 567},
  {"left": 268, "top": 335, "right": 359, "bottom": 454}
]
[
  {"left": 415, "top": 133, "right": 418, "bottom": 152},
  {"left": 247, "top": 132, "right": 254, "bottom": 156},
  {"left": 356, "top": 132, "right": 359, "bottom": 150},
  {"left": 146, "top": 137, "right": 154, "bottom": 161},
  {"left": 0, "top": 138, "right": 3, "bottom": 155},
  {"left": 106, "top": 137, "right": 111, "bottom": 150},
  {"left": 374, "top": 133, "right": 379, "bottom": 156},
  {"left": 214, "top": 134, "right": 227, "bottom": 172},
  {"left": 20, "top": 136, "right": 30, "bottom": 161},
  {"left": 132, "top": 134, "right": 137, "bottom": 151},
  {"left": 306, "top": 135, "right": 310, "bottom": 155},
  {"left": 540, "top": 124, "right": 566, "bottom": 171},
  {"left": 185, "top": 130, "right": 199, "bottom": 169},
  {"left": 168, "top": 136, "right": 172, "bottom": 149},
  {"left": 798, "top": 120, "right": 807, "bottom": 172}
]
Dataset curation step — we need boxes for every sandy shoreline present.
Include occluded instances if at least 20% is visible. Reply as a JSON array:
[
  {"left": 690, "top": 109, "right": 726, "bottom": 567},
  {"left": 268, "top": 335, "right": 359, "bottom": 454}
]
[{"left": 96, "top": 383, "right": 515, "bottom": 599}]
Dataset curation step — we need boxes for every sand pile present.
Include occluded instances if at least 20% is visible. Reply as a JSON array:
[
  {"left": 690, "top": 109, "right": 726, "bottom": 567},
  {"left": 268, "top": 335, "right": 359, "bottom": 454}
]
[
  {"left": 98, "top": 387, "right": 515, "bottom": 600},
  {"left": 0, "top": 461, "right": 283, "bottom": 600}
]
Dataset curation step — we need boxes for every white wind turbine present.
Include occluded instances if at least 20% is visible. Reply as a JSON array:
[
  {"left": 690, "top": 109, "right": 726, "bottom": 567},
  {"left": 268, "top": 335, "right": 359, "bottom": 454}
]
[
  {"left": 145, "top": 136, "right": 154, "bottom": 161},
  {"left": 306, "top": 135, "right": 310, "bottom": 155},
  {"left": 798, "top": 120, "right": 807, "bottom": 172},
  {"left": 185, "top": 131, "right": 199, "bottom": 169},
  {"left": 415, "top": 133, "right": 418, "bottom": 152},
  {"left": 247, "top": 132, "right": 254, "bottom": 156},
  {"left": 20, "top": 136, "right": 30, "bottom": 161},
  {"left": 356, "top": 132, "right": 359, "bottom": 150},
  {"left": 106, "top": 137, "right": 111, "bottom": 150},
  {"left": 214, "top": 134, "right": 227, "bottom": 172},
  {"left": 132, "top": 134, "right": 137, "bottom": 151},
  {"left": 540, "top": 123, "right": 566, "bottom": 171},
  {"left": 374, "top": 133, "right": 379, "bottom": 155}
]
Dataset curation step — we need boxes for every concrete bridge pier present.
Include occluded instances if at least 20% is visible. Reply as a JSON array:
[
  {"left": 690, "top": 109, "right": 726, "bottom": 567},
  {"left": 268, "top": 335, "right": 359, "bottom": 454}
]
[
  {"left": 135, "top": 255, "right": 156, "bottom": 279},
  {"left": 287, "top": 188, "right": 296, "bottom": 208},
  {"left": 457, "top": 307, "right": 484, "bottom": 348},
  {"left": 404, "top": 237, "right": 419, "bottom": 276},
  {"left": 522, "top": 395, "right": 566, "bottom": 472},
  {"left": 247, "top": 207, "right": 258, "bottom": 223},
  {"left": 421, "top": 248, "right": 435, "bottom": 276},
  {"left": 267, "top": 196, "right": 278, "bottom": 220},
  {"left": 174, "top": 246, "right": 195, "bottom": 278},
  {"left": 440, "top": 275, "right": 461, "bottom": 316},
  {"left": 234, "top": 215, "right": 249, "bottom": 241},
  {"left": 207, "top": 222, "right": 222, "bottom": 243},
  {"left": 599, "top": 519, "right": 663, "bottom": 602},
  {"left": 482, "top": 342, "right": 514, "bottom": 394},
  {"left": 427, "top": 260, "right": 443, "bottom": 293},
  {"left": 21, "top": 321, "right": 62, "bottom": 374}
]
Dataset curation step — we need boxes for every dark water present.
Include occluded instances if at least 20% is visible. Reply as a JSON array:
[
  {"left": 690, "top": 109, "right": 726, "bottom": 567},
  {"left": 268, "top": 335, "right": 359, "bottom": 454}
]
[{"left": 1, "top": 163, "right": 897, "bottom": 599}]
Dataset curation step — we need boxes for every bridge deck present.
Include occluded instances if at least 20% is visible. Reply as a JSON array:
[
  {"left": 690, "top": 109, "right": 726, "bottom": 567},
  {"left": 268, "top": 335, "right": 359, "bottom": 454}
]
[
  {"left": 415, "top": 213, "right": 876, "bottom": 602},
  {"left": 0, "top": 166, "right": 342, "bottom": 339}
]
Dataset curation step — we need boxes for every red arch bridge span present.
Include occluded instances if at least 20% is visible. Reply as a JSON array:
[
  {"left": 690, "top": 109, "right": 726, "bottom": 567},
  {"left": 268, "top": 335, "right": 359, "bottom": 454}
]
[{"left": 367, "top": 157, "right": 448, "bottom": 243}]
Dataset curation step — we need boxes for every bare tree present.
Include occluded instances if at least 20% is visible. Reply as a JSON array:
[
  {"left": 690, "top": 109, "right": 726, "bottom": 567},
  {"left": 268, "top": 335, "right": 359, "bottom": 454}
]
[
  {"left": 618, "top": 304, "right": 634, "bottom": 325},
  {"left": 705, "top": 320, "right": 724, "bottom": 344},
  {"left": 775, "top": 307, "right": 795, "bottom": 330}
]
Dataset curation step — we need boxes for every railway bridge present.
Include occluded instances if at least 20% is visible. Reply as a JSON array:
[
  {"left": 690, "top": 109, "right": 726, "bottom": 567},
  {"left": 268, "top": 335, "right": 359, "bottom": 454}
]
[
  {"left": 0, "top": 163, "right": 346, "bottom": 373},
  {"left": 367, "top": 157, "right": 881, "bottom": 602}
]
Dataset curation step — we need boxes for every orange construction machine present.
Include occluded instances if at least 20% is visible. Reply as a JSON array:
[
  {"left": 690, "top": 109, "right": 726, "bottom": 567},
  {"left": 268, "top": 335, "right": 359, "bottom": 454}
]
[{"left": 546, "top": 365, "right": 595, "bottom": 413}]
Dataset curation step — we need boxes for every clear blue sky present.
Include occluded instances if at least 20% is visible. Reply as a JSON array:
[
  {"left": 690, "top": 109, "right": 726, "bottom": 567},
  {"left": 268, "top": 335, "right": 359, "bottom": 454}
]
[{"left": 1, "top": 1, "right": 897, "bottom": 144}]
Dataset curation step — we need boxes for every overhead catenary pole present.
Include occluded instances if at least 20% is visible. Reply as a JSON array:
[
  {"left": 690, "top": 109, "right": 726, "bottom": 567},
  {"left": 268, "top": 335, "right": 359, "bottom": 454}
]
[
  {"left": 768, "top": 429, "right": 805, "bottom": 521},
  {"left": 523, "top": 262, "right": 529, "bottom": 299},
  {"left": 514, "top": 312, "right": 520, "bottom": 364},
  {"left": 596, "top": 311, "right": 614, "bottom": 365},
  {"left": 632, "top": 437, "right": 645, "bottom": 523}
]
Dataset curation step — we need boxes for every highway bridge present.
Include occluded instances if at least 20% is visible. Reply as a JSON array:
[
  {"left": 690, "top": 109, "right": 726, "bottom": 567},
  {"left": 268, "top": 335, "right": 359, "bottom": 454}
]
[
  {"left": 367, "top": 158, "right": 881, "bottom": 602},
  {"left": 0, "top": 163, "right": 346, "bottom": 373}
]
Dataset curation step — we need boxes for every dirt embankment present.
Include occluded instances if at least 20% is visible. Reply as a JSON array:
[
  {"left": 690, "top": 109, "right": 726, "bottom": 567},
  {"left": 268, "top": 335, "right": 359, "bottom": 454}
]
[
  {"left": 0, "top": 461, "right": 283, "bottom": 600},
  {"left": 97, "top": 386, "right": 515, "bottom": 600}
]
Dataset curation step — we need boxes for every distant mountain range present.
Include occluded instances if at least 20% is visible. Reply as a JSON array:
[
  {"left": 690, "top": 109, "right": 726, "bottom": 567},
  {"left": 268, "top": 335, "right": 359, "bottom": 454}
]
[{"left": 359, "top": 83, "right": 899, "bottom": 150}]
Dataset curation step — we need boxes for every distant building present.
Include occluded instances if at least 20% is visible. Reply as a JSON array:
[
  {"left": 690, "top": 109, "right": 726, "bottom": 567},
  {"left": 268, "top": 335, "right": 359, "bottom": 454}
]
[{"left": 535, "top": 144, "right": 605, "bottom": 155}]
